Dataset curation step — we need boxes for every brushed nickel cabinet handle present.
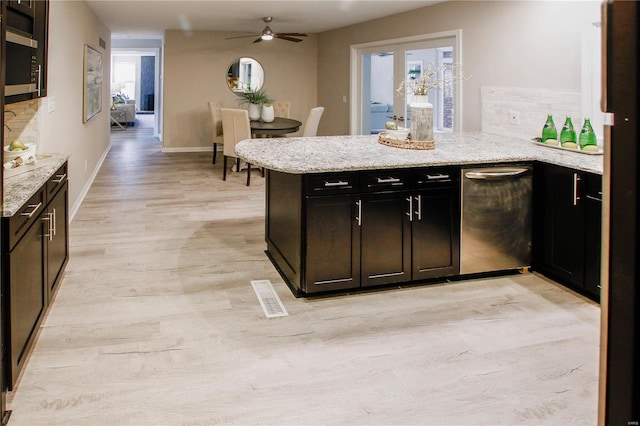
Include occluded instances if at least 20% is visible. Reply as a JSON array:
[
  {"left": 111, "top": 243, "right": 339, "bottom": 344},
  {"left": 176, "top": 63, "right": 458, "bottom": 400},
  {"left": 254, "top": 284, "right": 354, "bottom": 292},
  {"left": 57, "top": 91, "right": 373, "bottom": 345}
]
[
  {"left": 52, "top": 173, "right": 67, "bottom": 184},
  {"left": 21, "top": 202, "right": 42, "bottom": 218},
  {"left": 406, "top": 196, "right": 413, "bottom": 222}
]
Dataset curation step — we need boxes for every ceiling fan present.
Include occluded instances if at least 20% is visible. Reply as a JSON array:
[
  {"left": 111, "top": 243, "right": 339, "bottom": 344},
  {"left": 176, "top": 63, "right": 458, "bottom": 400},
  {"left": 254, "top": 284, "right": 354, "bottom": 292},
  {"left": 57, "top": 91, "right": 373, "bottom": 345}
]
[{"left": 226, "top": 17, "right": 308, "bottom": 43}]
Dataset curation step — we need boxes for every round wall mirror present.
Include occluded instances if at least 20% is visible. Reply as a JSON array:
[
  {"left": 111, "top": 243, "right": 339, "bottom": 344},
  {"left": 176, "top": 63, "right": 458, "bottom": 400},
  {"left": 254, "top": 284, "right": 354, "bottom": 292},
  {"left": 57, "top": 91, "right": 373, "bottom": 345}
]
[{"left": 226, "top": 57, "right": 264, "bottom": 93}]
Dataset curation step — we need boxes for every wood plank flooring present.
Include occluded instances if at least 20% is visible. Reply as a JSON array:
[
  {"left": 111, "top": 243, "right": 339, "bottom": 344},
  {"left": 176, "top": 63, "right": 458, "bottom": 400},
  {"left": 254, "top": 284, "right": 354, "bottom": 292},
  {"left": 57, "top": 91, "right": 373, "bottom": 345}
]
[{"left": 6, "top": 120, "right": 600, "bottom": 425}]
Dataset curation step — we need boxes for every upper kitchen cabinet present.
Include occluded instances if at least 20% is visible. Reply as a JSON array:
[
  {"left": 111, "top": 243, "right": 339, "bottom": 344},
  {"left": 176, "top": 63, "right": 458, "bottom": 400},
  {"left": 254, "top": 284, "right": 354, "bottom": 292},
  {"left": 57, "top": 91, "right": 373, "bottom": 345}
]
[{"left": 2, "top": 0, "right": 48, "bottom": 103}]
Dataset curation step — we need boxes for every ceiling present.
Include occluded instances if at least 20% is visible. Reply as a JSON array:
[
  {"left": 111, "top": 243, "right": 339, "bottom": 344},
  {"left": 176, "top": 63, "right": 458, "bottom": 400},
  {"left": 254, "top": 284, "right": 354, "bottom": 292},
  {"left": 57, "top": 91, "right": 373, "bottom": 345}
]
[{"left": 85, "top": 0, "right": 443, "bottom": 39}]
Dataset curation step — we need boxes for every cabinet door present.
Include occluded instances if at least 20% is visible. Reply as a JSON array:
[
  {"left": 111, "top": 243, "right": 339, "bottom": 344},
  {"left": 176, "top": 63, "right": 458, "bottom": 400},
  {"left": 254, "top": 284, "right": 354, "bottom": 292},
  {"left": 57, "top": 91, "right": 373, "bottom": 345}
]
[
  {"left": 33, "top": 0, "right": 48, "bottom": 98},
  {"left": 360, "top": 192, "right": 411, "bottom": 287},
  {"left": 412, "top": 187, "right": 460, "bottom": 280},
  {"left": 46, "top": 184, "right": 68, "bottom": 300},
  {"left": 8, "top": 215, "right": 46, "bottom": 389},
  {"left": 305, "top": 195, "right": 360, "bottom": 293},
  {"left": 584, "top": 174, "right": 602, "bottom": 298},
  {"left": 540, "top": 165, "right": 585, "bottom": 287}
]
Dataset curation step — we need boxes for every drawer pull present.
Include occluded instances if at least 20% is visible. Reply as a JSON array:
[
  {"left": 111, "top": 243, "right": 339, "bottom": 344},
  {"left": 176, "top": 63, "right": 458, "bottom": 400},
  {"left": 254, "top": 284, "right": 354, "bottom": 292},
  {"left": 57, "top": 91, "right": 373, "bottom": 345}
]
[
  {"left": 20, "top": 202, "right": 42, "bottom": 218},
  {"left": 52, "top": 173, "right": 67, "bottom": 184},
  {"left": 324, "top": 180, "right": 349, "bottom": 187},
  {"left": 376, "top": 177, "right": 401, "bottom": 184},
  {"left": 426, "top": 173, "right": 450, "bottom": 180}
]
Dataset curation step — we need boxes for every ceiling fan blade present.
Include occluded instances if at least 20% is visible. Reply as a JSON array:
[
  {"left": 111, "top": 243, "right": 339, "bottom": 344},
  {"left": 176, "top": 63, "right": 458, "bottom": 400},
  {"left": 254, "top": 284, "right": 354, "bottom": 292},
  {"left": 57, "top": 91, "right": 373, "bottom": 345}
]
[
  {"left": 275, "top": 34, "right": 303, "bottom": 42},
  {"left": 225, "top": 34, "right": 261, "bottom": 40},
  {"left": 252, "top": 37, "right": 263, "bottom": 44},
  {"left": 277, "top": 33, "right": 308, "bottom": 37}
]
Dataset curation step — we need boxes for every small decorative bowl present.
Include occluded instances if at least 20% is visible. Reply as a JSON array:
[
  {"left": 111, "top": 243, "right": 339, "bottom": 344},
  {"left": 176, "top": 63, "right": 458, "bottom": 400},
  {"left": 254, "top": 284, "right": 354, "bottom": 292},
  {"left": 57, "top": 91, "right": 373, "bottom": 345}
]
[
  {"left": 385, "top": 128, "right": 410, "bottom": 140},
  {"left": 4, "top": 143, "right": 35, "bottom": 161}
]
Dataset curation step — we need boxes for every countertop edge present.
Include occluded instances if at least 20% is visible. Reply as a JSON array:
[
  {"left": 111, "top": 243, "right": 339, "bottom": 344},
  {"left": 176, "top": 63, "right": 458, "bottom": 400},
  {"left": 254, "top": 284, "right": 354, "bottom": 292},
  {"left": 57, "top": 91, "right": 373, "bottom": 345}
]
[
  {"left": 2, "top": 154, "right": 70, "bottom": 218},
  {"left": 235, "top": 133, "right": 604, "bottom": 176}
]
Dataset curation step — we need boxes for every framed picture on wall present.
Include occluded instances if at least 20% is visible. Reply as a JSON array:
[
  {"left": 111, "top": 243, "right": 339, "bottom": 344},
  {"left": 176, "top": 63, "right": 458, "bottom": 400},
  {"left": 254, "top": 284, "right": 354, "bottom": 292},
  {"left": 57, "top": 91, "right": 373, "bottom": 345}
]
[{"left": 83, "top": 44, "right": 103, "bottom": 123}]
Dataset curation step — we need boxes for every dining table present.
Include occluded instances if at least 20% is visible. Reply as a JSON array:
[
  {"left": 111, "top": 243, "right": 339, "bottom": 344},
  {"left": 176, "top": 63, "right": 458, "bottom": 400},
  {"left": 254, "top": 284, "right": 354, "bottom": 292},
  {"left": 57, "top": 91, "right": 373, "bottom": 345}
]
[{"left": 250, "top": 117, "right": 302, "bottom": 137}]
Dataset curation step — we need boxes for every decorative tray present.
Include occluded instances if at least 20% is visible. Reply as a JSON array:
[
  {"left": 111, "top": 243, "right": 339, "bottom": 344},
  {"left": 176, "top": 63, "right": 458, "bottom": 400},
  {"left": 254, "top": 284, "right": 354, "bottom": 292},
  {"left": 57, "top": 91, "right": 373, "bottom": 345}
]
[
  {"left": 378, "top": 132, "right": 435, "bottom": 150},
  {"left": 530, "top": 138, "right": 603, "bottom": 155}
]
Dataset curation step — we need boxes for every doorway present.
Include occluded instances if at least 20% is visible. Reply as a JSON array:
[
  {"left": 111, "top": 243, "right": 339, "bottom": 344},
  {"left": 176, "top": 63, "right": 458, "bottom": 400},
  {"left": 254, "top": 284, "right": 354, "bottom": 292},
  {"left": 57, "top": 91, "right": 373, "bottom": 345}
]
[
  {"left": 350, "top": 31, "right": 462, "bottom": 135},
  {"left": 111, "top": 47, "right": 161, "bottom": 138}
]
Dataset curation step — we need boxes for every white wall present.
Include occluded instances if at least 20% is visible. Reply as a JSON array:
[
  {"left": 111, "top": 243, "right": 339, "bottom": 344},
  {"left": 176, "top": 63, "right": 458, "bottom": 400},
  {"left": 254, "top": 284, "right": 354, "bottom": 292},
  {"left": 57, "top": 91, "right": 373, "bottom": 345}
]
[
  {"left": 36, "top": 0, "right": 111, "bottom": 219},
  {"left": 162, "top": 30, "right": 318, "bottom": 150},
  {"left": 317, "top": 1, "right": 601, "bottom": 135}
]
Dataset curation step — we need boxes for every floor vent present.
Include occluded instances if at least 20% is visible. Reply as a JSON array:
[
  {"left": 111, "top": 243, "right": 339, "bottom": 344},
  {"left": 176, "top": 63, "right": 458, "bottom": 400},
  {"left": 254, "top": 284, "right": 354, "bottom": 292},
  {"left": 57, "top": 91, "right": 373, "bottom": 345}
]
[{"left": 251, "top": 280, "right": 288, "bottom": 318}]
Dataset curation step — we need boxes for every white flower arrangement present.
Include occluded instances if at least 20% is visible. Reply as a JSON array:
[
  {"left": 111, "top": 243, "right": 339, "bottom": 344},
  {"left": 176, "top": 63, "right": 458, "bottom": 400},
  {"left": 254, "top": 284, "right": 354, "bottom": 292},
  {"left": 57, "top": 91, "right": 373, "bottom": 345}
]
[{"left": 396, "top": 62, "right": 469, "bottom": 97}]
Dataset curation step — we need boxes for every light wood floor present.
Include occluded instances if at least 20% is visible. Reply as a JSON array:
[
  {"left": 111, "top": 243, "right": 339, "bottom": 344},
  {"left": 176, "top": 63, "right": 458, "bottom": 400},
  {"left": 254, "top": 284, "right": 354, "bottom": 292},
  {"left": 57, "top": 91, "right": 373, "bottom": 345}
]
[{"left": 6, "top": 121, "right": 600, "bottom": 425}]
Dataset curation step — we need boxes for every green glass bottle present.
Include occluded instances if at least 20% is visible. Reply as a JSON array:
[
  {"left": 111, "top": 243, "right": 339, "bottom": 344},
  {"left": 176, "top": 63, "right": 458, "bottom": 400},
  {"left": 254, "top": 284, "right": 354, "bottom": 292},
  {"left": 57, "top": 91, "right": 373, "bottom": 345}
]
[
  {"left": 579, "top": 118, "right": 598, "bottom": 150},
  {"left": 541, "top": 114, "right": 557, "bottom": 142},
  {"left": 560, "top": 116, "right": 577, "bottom": 148}
]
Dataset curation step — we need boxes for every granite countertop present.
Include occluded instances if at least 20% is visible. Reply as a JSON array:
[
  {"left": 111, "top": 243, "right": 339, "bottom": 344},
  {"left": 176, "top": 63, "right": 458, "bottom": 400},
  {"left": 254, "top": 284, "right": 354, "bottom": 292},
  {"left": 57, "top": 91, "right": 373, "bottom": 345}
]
[
  {"left": 235, "top": 132, "right": 604, "bottom": 175},
  {"left": 2, "top": 153, "right": 69, "bottom": 217}
]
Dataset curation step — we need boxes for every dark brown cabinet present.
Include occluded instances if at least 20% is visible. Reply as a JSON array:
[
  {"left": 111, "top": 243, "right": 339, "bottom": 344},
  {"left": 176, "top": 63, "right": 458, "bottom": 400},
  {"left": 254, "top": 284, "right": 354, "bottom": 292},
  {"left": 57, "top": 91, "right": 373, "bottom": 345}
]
[
  {"left": 412, "top": 170, "right": 460, "bottom": 280},
  {"left": 7, "top": 203, "right": 45, "bottom": 389},
  {"left": 1, "top": 161, "right": 69, "bottom": 390},
  {"left": 584, "top": 173, "right": 602, "bottom": 297},
  {"left": 534, "top": 163, "right": 601, "bottom": 300},
  {"left": 360, "top": 170, "right": 411, "bottom": 287},
  {"left": 305, "top": 194, "right": 360, "bottom": 293},
  {"left": 266, "top": 167, "right": 460, "bottom": 296},
  {"left": 43, "top": 164, "right": 68, "bottom": 302}
]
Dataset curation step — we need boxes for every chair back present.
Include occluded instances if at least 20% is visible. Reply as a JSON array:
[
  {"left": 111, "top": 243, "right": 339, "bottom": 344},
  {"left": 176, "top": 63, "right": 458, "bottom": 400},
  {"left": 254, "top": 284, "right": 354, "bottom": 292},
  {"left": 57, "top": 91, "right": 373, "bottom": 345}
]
[
  {"left": 302, "top": 106, "right": 325, "bottom": 137},
  {"left": 221, "top": 108, "right": 252, "bottom": 157},
  {"left": 208, "top": 101, "right": 223, "bottom": 143},
  {"left": 272, "top": 100, "right": 291, "bottom": 118}
]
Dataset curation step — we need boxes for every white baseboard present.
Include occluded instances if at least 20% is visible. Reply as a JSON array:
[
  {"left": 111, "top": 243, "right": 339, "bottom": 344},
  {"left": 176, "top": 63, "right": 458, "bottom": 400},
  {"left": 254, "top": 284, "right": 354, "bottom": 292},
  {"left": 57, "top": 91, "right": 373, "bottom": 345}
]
[{"left": 69, "top": 143, "right": 112, "bottom": 223}]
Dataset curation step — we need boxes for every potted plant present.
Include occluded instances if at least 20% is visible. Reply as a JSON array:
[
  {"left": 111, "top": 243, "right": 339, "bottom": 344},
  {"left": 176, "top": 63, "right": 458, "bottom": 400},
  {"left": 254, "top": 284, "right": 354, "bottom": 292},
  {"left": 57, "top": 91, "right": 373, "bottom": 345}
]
[{"left": 236, "top": 89, "right": 273, "bottom": 121}]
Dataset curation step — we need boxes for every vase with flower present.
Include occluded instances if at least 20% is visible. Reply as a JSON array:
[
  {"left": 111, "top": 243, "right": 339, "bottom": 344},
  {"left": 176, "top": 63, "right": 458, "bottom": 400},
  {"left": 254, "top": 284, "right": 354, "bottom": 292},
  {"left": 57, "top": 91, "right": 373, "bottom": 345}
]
[
  {"left": 396, "top": 63, "right": 468, "bottom": 142},
  {"left": 236, "top": 88, "right": 273, "bottom": 121}
]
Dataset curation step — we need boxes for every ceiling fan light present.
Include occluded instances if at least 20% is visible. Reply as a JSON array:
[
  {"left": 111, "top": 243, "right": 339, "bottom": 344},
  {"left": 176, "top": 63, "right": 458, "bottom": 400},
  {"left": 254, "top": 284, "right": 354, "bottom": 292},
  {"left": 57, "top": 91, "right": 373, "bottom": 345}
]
[{"left": 261, "top": 25, "right": 274, "bottom": 40}]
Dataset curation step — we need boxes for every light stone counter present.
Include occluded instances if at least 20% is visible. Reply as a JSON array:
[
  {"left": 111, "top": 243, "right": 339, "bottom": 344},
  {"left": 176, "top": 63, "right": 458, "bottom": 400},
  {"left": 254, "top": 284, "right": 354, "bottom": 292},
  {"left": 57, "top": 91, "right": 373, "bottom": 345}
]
[
  {"left": 235, "top": 132, "right": 603, "bottom": 175},
  {"left": 2, "top": 153, "right": 69, "bottom": 217}
]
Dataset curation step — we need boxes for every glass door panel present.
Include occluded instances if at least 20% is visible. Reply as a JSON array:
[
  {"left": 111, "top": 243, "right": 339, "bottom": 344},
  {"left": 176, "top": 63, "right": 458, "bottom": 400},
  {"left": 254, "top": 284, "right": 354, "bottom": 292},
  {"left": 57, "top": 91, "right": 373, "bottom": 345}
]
[
  {"left": 356, "top": 34, "right": 457, "bottom": 135},
  {"left": 361, "top": 51, "right": 394, "bottom": 134}
]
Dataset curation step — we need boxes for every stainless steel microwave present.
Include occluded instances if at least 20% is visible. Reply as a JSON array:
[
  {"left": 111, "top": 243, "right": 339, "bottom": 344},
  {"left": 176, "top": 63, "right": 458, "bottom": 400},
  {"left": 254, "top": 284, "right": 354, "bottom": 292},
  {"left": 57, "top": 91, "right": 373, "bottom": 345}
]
[{"left": 5, "top": 29, "right": 41, "bottom": 97}]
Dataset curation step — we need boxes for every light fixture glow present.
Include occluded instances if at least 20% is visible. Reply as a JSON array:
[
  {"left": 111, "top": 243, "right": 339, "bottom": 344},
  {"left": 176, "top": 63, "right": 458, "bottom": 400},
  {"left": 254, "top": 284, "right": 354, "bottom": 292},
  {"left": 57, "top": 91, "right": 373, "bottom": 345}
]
[{"left": 261, "top": 25, "right": 274, "bottom": 41}]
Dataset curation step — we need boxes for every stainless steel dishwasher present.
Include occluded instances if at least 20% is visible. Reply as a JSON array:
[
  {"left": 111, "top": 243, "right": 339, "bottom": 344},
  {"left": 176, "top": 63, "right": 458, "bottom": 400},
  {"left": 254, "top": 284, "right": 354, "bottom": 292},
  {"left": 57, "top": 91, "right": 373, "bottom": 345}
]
[{"left": 460, "top": 165, "right": 533, "bottom": 274}]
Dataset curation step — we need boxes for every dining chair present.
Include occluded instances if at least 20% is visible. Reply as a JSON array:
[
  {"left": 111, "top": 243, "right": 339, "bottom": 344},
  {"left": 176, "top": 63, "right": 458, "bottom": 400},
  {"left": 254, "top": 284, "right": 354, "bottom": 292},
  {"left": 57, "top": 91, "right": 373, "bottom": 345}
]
[
  {"left": 208, "top": 101, "right": 224, "bottom": 164},
  {"left": 302, "top": 106, "right": 325, "bottom": 137},
  {"left": 221, "top": 108, "right": 254, "bottom": 186},
  {"left": 272, "top": 100, "right": 291, "bottom": 118}
]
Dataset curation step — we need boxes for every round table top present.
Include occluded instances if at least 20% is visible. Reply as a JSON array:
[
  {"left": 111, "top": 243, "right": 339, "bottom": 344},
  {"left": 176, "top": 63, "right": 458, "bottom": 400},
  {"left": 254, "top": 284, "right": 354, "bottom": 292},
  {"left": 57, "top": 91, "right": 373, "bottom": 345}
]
[{"left": 250, "top": 117, "right": 302, "bottom": 135}]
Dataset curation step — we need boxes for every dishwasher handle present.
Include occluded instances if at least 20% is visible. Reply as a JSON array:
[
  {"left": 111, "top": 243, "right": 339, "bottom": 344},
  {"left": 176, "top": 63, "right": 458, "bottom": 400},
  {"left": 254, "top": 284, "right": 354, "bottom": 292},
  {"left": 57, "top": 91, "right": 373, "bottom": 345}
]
[{"left": 464, "top": 168, "right": 530, "bottom": 180}]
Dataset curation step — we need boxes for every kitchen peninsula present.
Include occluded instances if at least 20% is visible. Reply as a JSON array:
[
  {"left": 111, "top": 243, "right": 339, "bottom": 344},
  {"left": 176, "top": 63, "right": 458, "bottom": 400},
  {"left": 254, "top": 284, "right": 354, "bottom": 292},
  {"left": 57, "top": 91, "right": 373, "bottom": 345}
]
[{"left": 236, "top": 133, "right": 604, "bottom": 298}]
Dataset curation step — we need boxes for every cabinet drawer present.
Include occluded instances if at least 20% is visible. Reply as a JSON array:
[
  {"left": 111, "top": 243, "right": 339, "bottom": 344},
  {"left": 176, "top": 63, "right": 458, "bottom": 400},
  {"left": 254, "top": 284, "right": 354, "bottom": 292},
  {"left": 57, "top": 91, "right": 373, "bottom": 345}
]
[
  {"left": 361, "top": 169, "right": 409, "bottom": 192},
  {"left": 6, "top": 189, "right": 45, "bottom": 251},
  {"left": 306, "top": 172, "right": 359, "bottom": 196},
  {"left": 46, "top": 162, "right": 68, "bottom": 202},
  {"left": 413, "top": 167, "right": 458, "bottom": 188}
]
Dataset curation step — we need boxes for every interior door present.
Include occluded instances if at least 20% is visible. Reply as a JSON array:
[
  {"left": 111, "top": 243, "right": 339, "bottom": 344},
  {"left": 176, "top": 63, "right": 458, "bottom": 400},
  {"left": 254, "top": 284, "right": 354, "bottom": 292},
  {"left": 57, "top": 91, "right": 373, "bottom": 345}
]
[{"left": 357, "top": 35, "right": 458, "bottom": 135}]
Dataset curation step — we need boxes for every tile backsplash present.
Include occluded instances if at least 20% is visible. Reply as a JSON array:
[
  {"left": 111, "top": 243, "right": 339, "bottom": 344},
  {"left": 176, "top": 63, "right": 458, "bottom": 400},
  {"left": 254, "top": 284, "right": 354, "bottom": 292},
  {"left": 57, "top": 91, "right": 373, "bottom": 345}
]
[
  {"left": 481, "top": 86, "right": 581, "bottom": 141},
  {"left": 4, "top": 100, "right": 40, "bottom": 148}
]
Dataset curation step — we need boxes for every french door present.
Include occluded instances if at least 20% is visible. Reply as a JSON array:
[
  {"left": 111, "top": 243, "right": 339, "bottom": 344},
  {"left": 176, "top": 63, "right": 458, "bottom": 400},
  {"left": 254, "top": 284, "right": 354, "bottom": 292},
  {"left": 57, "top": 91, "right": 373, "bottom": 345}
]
[{"left": 350, "top": 31, "right": 462, "bottom": 135}]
